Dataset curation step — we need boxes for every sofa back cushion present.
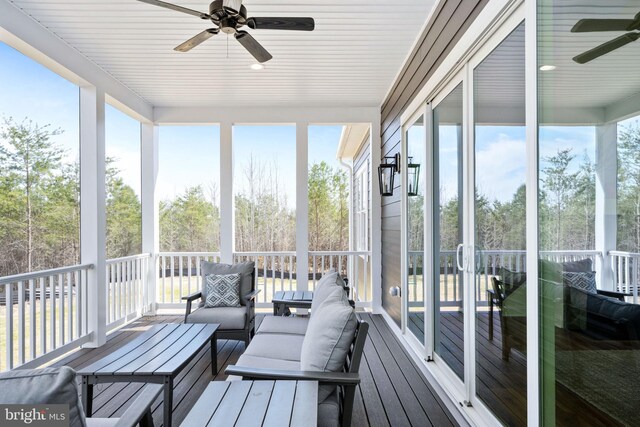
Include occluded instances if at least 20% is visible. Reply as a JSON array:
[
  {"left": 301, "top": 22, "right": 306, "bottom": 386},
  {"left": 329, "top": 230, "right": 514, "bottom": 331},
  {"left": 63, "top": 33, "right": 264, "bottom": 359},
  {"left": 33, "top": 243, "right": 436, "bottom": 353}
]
[
  {"left": 201, "top": 261, "right": 254, "bottom": 306},
  {"left": 311, "top": 271, "right": 345, "bottom": 314},
  {"left": 0, "top": 366, "right": 86, "bottom": 427},
  {"left": 301, "top": 286, "right": 357, "bottom": 402}
]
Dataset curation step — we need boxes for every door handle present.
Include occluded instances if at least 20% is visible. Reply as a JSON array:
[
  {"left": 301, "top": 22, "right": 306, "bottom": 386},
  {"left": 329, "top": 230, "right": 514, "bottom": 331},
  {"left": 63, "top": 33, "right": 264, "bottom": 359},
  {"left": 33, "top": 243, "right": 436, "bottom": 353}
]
[{"left": 456, "top": 243, "right": 464, "bottom": 271}]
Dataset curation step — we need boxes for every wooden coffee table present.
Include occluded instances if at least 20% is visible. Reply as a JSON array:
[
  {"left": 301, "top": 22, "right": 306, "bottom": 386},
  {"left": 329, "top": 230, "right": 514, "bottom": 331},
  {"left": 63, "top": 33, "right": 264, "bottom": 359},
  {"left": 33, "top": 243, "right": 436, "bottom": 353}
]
[
  {"left": 181, "top": 380, "right": 318, "bottom": 426},
  {"left": 78, "top": 323, "right": 218, "bottom": 427}
]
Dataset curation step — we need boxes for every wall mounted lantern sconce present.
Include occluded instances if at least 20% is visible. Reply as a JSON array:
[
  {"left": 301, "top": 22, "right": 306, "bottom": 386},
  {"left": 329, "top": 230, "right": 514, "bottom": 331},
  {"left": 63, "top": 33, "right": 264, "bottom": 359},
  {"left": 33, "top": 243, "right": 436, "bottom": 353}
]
[
  {"left": 378, "top": 153, "right": 401, "bottom": 196},
  {"left": 407, "top": 157, "right": 421, "bottom": 197}
]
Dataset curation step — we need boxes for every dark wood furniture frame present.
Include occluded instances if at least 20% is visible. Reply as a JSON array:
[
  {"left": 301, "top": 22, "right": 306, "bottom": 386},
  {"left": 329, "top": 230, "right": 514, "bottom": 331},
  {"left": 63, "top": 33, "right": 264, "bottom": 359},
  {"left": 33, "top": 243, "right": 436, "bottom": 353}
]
[
  {"left": 182, "top": 269, "right": 259, "bottom": 345},
  {"left": 181, "top": 380, "right": 318, "bottom": 426},
  {"left": 225, "top": 318, "right": 369, "bottom": 427},
  {"left": 78, "top": 323, "right": 218, "bottom": 427}
]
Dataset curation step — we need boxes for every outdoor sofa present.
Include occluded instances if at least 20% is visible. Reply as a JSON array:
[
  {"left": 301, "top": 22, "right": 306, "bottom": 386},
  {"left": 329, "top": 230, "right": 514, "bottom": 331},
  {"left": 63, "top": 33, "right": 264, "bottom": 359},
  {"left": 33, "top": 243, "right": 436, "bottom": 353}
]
[{"left": 225, "top": 271, "right": 369, "bottom": 427}]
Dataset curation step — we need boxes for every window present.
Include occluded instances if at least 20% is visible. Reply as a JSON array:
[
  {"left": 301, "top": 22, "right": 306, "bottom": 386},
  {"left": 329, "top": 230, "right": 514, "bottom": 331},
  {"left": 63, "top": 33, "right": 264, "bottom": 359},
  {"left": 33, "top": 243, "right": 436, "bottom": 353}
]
[
  {"left": 158, "top": 126, "right": 220, "bottom": 252},
  {"left": 105, "top": 104, "right": 141, "bottom": 259},
  {"left": 308, "top": 125, "right": 349, "bottom": 252},
  {"left": 234, "top": 125, "right": 296, "bottom": 252},
  {"left": 355, "top": 164, "right": 369, "bottom": 251},
  {"left": 0, "top": 42, "right": 80, "bottom": 275}
]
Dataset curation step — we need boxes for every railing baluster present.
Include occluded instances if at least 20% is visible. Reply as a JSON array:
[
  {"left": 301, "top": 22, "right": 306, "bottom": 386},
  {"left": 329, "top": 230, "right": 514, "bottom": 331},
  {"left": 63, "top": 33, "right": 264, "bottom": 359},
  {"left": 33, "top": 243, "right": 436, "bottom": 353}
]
[
  {"left": 50, "top": 275, "right": 56, "bottom": 350},
  {"left": 18, "top": 280, "right": 25, "bottom": 365},
  {"left": 58, "top": 273, "right": 65, "bottom": 345},
  {"left": 170, "top": 256, "right": 175, "bottom": 304},
  {"left": 29, "top": 278, "right": 36, "bottom": 360},
  {"left": 179, "top": 256, "right": 185, "bottom": 301},
  {"left": 161, "top": 255, "right": 166, "bottom": 304},
  {"left": 75, "top": 270, "right": 81, "bottom": 339},
  {"left": 312, "top": 255, "right": 317, "bottom": 290},
  {"left": 67, "top": 272, "right": 73, "bottom": 344},
  {"left": 187, "top": 255, "right": 192, "bottom": 296},
  {"left": 39, "top": 277, "right": 46, "bottom": 357},
  {"left": 6, "top": 283, "right": 13, "bottom": 370}
]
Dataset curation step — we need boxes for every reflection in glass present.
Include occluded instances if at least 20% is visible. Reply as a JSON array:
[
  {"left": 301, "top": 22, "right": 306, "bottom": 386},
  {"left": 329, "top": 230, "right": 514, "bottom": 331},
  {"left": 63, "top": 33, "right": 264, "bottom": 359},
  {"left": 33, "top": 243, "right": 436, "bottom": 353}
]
[
  {"left": 539, "top": 1, "right": 640, "bottom": 425},
  {"left": 406, "top": 116, "right": 426, "bottom": 344},
  {"left": 474, "top": 22, "right": 526, "bottom": 426},
  {"left": 433, "top": 83, "right": 464, "bottom": 379}
]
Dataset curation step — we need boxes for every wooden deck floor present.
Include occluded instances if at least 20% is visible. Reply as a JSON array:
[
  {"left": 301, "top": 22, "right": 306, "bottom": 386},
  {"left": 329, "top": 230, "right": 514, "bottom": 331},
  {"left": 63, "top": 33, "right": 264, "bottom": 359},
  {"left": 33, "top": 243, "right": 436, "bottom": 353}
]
[{"left": 52, "top": 313, "right": 459, "bottom": 427}]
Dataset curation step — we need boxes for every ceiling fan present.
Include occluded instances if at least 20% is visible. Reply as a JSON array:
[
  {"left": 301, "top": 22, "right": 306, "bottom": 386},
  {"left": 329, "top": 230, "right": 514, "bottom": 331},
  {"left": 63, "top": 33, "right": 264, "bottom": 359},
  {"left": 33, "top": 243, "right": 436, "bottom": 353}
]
[
  {"left": 571, "top": 11, "right": 640, "bottom": 64},
  {"left": 137, "top": 0, "right": 315, "bottom": 63}
]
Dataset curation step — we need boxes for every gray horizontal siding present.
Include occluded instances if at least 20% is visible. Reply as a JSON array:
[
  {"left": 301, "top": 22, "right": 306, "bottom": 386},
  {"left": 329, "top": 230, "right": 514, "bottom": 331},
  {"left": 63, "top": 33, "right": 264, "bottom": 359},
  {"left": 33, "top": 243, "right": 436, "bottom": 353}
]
[{"left": 379, "top": 0, "right": 488, "bottom": 326}]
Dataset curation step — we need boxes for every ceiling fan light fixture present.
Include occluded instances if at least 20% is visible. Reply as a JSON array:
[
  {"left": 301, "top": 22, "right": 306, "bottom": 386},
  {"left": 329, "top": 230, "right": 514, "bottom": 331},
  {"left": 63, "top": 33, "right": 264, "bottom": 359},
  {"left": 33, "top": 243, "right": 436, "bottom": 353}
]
[
  {"left": 539, "top": 65, "right": 556, "bottom": 71},
  {"left": 250, "top": 63, "right": 265, "bottom": 70}
]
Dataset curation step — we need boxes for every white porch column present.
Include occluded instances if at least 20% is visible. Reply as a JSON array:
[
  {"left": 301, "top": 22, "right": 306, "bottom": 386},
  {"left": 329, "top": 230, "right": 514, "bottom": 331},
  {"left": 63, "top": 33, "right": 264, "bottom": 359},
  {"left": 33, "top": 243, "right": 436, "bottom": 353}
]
[
  {"left": 370, "top": 119, "right": 382, "bottom": 312},
  {"left": 296, "top": 123, "right": 309, "bottom": 291},
  {"left": 596, "top": 122, "right": 617, "bottom": 291},
  {"left": 80, "top": 86, "right": 107, "bottom": 348},
  {"left": 141, "top": 123, "right": 159, "bottom": 314},
  {"left": 220, "top": 122, "right": 234, "bottom": 264}
]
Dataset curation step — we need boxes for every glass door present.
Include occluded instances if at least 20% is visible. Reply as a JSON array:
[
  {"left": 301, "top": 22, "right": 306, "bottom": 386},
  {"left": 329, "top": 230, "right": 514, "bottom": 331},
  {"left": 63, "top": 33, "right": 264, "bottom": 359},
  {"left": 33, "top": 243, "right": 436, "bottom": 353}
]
[
  {"left": 406, "top": 115, "right": 427, "bottom": 345},
  {"left": 471, "top": 22, "right": 527, "bottom": 425},
  {"left": 433, "top": 82, "right": 465, "bottom": 380}
]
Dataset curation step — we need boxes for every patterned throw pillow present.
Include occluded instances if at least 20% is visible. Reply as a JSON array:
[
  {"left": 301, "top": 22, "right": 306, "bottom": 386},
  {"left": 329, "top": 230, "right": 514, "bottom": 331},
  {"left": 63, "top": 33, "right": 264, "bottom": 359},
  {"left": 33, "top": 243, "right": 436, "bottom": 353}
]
[
  {"left": 562, "top": 271, "right": 597, "bottom": 294},
  {"left": 204, "top": 273, "right": 241, "bottom": 307}
]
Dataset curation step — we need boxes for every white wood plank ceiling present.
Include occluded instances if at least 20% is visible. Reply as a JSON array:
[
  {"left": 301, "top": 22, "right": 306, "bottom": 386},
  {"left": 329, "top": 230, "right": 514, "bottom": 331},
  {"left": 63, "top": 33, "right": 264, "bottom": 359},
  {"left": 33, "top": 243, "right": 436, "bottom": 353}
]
[{"left": 7, "top": 0, "right": 434, "bottom": 108}]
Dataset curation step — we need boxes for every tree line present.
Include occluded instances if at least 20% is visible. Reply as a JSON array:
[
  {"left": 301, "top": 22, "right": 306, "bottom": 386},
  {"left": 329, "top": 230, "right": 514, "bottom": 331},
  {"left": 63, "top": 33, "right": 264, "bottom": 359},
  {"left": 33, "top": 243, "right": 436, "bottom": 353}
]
[{"left": 0, "top": 118, "right": 349, "bottom": 276}]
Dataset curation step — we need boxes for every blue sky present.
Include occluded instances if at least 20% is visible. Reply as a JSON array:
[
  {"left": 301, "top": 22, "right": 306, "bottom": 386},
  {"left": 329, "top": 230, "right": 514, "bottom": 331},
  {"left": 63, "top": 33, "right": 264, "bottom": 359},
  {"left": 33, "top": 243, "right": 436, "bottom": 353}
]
[{"left": 0, "top": 41, "right": 344, "bottom": 208}]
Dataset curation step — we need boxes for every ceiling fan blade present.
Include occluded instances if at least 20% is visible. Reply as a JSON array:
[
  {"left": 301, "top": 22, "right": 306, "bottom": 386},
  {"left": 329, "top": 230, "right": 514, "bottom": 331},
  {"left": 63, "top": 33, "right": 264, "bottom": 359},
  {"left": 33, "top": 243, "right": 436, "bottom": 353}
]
[
  {"left": 571, "top": 19, "right": 635, "bottom": 32},
  {"left": 174, "top": 29, "right": 219, "bottom": 52},
  {"left": 247, "top": 17, "right": 315, "bottom": 31},
  {"left": 235, "top": 31, "right": 273, "bottom": 63},
  {"left": 573, "top": 32, "right": 640, "bottom": 64},
  {"left": 137, "top": 0, "right": 210, "bottom": 19}
]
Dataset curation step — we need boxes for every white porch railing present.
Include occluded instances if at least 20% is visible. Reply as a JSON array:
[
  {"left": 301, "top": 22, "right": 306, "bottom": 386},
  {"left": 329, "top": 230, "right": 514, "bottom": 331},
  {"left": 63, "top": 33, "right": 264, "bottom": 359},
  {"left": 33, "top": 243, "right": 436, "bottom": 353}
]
[
  {"left": 106, "top": 253, "right": 152, "bottom": 331},
  {"left": 408, "top": 249, "right": 602, "bottom": 307},
  {"left": 309, "top": 251, "right": 372, "bottom": 305},
  {"left": 610, "top": 251, "right": 640, "bottom": 303},
  {"left": 0, "top": 264, "right": 93, "bottom": 371},
  {"left": 157, "top": 252, "right": 221, "bottom": 305},
  {"left": 156, "top": 251, "right": 372, "bottom": 308}
]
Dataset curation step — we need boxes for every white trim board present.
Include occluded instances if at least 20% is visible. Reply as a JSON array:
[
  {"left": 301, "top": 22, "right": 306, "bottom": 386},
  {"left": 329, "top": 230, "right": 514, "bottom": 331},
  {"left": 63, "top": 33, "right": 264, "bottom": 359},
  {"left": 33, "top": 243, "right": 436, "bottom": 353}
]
[{"left": 153, "top": 106, "right": 379, "bottom": 125}]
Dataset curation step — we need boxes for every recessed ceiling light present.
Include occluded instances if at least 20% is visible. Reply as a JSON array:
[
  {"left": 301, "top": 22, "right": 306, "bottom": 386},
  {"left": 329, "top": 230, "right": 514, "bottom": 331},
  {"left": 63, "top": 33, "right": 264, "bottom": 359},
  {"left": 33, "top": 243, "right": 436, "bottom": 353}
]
[
  {"left": 539, "top": 65, "right": 556, "bottom": 71},
  {"left": 250, "top": 63, "right": 265, "bottom": 70}
]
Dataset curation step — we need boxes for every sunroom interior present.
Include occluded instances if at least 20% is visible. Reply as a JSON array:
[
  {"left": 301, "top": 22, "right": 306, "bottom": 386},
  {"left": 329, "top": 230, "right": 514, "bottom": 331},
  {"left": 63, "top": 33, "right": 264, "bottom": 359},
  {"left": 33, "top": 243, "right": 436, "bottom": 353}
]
[{"left": 2, "top": 0, "right": 640, "bottom": 426}]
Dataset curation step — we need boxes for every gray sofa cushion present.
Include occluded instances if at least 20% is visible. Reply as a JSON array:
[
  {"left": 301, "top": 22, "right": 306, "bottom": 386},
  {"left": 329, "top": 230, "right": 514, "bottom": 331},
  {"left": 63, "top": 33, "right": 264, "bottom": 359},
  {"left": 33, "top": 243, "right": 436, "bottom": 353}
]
[
  {"left": 236, "top": 354, "right": 301, "bottom": 371},
  {"left": 257, "top": 316, "right": 309, "bottom": 336},
  {"left": 186, "top": 306, "right": 247, "bottom": 330},
  {"left": 301, "top": 286, "right": 357, "bottom": 401},
  {"left": 0, "top": 366, "right": 86, "bottom": 427},
  {"left": 242, "top": 333, "right": 305, "bottom": 361},
  {"left": 317, "top": 389, "right": 340, "bottom": 427},
  {"left": 201, "top": 261, "right": 255, "bottom": 306},
  {"left": 311, "top": 272, "right": 345, "bottom": 314}
]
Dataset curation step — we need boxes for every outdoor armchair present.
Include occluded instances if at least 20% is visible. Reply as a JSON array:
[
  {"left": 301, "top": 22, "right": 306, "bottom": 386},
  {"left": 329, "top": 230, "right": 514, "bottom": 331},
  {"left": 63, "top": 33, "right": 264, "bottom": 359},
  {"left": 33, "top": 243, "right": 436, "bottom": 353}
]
[
  {"left": 0, "top": 366, "right": 162, "bottom": 427},
  {"left": 183, "top": 261, "right": 259, "bottom": 345}
]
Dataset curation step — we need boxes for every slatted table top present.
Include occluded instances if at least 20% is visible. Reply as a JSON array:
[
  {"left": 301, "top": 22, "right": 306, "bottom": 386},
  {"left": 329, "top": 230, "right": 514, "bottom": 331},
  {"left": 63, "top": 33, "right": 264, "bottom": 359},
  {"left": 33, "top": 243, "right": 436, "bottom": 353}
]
[
  {"left": 77, "top": 323, "right": 219, "bottom": 376},
  {"left": 272, "top": 291, "right": 314, "bottom": 303},
  {"left": 181, "top": 380, "right": 318, "bottom": 427}
]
